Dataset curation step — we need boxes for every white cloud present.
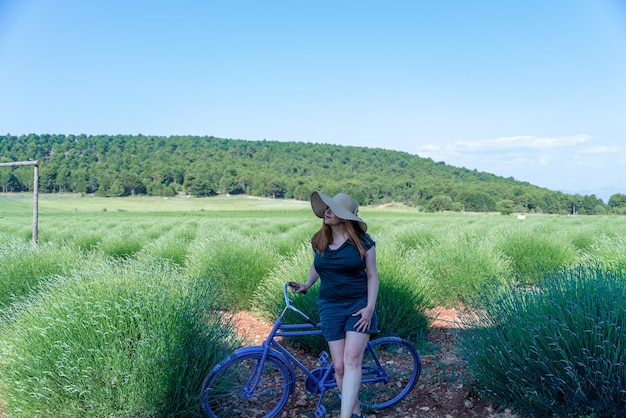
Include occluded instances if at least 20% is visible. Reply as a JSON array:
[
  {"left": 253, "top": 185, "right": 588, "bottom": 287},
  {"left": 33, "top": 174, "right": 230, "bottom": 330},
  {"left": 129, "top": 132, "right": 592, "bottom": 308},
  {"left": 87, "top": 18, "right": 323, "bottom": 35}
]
[
  {"left": 413, "top": 134, "right": 626, "bottom": 200},
  {"left": 415, "top": 144, "right": 441, "bottom": 152},
  {"left": 576, "top": 145, "right": 622, "bottom": 154},
  {"left": 415, "top": 134, "right": 598, "bottom": 166},
  {"left": 419, "top": 134, "right": 591, "bottom": 156}
]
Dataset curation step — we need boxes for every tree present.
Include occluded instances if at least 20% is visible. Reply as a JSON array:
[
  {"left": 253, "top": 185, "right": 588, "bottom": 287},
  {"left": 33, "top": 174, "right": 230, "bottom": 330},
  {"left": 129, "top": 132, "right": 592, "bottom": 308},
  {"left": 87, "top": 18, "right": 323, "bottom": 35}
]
[
  {"left": 109, "top": 179, "right": 125, "bottom": 197},
  {"left": 218, "top": 169, "right": 244, "bottom": 195},
  {"left": 579, "top": 195, "right": 604, "bottom": 215},
  {"left": 0, "top": 170, "right": 12, "bottom": 192},
  {"left": 0, "top": 133, "right": 607, "bottom": 214},
  {"left": 496, "top": 199, "right": 515, "bottom": 215},
  {"left": 266, "top": 181, "right": 285, "bottom": 199},
  {"left": 608, "top": 193, "right": 626, "bottom": 210},
  {"left": 458, "top": 190, "right": 497, "bottom": 212},
  {"left": 184, "top": 172, "right": 216, "bottom": 197},
  {"left": 427, "top": 195, "right": 453, "bottom": 212}
]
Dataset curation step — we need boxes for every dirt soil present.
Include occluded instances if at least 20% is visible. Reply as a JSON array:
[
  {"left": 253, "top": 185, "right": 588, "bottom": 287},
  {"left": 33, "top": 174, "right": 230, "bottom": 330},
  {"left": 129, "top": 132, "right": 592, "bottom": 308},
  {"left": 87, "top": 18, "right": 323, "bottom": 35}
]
[{"left": 231, "top": 308, "right": 519, "bottom": 418}]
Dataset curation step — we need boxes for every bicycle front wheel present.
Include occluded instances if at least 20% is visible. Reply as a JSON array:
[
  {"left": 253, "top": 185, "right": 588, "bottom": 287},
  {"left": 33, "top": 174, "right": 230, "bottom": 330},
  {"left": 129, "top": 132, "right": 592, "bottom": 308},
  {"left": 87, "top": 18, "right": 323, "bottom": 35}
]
[
  {"left": 202, "top": 352, "right": 293, "bottom": 418},
  {"left": 360, "top": 336, "right": 421, "bottom": 410}
]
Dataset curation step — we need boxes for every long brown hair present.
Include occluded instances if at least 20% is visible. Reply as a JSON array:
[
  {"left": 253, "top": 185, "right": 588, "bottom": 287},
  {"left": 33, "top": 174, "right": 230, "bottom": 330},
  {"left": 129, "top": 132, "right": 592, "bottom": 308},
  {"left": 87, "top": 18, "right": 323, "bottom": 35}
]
[{"left": 311, "top": 219, "right": 367, "bottom": 257}]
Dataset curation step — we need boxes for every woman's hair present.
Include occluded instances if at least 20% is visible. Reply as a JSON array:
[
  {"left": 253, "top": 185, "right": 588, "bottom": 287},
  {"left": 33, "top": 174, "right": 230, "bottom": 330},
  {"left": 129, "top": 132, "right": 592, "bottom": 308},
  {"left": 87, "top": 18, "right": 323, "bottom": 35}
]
[{"left": 311, "top": 219, "right": 367, "bottom": 257}]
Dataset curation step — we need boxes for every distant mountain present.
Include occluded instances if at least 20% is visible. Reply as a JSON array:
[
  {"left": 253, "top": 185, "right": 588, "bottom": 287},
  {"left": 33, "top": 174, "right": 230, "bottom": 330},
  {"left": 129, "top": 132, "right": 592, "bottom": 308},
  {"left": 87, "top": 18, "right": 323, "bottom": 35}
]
[{"left": 0, "top": 133, "right": 612, "bottom": 214}]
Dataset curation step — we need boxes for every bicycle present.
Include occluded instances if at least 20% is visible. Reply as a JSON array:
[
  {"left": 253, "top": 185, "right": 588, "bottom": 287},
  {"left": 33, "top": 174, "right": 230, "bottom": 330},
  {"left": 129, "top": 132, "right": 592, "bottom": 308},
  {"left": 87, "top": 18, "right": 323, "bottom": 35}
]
[{"left": 202, "top": 283, "right": 421, "bottom": 417}]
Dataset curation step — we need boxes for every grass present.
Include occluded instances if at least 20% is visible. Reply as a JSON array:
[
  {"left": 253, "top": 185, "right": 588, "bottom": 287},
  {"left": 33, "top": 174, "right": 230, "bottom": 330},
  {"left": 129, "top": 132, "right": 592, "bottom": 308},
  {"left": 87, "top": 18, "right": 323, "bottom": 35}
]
[
  {"left": 0, "top": 259, "right": 239, "bottom": 417},
  {"left": 186, "top": 229, "right": 282, "bottom": 310},
  {"left": 459, "top": 266, "right": 626, "bottom": 417},
  {"left": 417, "top": 230, "right": 512, "bottom": 306},
  {"left": 0, "top": 241, "right": 86, "bottom": 309},
  {"left": 3, "top": 194, "right": 626, "bottom": 309},
  {"left": 496, "top": 226, "right": 576, "bottom": 285},
  {"left": 2, "top": 193, "right": 626, "bottom": 416}
]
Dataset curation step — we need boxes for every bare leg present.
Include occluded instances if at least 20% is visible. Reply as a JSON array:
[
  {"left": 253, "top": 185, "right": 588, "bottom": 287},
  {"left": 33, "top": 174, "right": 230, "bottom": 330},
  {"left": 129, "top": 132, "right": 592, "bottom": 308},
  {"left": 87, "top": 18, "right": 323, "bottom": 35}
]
[
  {"left": 327, "top": 339, "right": 346, "bottom": 394},
  {"left": 339, "top": 331, "right": 370, "bottom": 418}
]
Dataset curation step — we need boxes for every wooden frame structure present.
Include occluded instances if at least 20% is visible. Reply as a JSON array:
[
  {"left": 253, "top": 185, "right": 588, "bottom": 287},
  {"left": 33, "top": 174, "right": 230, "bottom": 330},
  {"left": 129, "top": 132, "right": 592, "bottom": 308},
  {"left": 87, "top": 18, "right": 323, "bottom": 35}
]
[{"left": 0, "top": 161, "right": 39, "bottom": 244}]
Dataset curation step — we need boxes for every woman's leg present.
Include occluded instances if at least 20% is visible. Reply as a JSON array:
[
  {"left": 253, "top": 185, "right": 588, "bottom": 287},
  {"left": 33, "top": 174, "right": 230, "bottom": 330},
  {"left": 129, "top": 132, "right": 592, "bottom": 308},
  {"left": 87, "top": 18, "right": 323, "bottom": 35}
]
[
  {"left": 327, "top": 339, "right": 346, "bottom": 391},
  {"left": 340, "top": 331, "right": 370, "bottom": 418}
]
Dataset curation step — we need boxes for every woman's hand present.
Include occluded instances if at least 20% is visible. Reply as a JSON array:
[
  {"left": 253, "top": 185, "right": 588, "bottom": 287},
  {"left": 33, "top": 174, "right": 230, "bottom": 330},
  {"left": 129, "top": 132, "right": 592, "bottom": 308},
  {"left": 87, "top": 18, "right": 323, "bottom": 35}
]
[
  {"left": 353, "top": 307, "right": 373, "bottom": 332},
  {"left": 288, "top": 281, "right": 308, "bottom": 294}
]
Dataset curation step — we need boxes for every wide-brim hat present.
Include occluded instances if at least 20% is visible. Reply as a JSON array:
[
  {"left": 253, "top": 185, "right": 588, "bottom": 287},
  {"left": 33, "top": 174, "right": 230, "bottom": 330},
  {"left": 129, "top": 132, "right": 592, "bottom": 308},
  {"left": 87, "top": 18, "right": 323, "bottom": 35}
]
[{"left": 311, "top": 191, "right": 367, "bottom": 232}]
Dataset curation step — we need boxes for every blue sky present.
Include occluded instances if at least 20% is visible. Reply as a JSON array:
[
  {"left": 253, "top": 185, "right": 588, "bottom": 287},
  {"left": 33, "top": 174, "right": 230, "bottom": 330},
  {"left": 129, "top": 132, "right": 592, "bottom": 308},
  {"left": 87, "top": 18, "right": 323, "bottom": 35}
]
[{"left": 1, "top": 0, "right": 625, "bottom": 202}]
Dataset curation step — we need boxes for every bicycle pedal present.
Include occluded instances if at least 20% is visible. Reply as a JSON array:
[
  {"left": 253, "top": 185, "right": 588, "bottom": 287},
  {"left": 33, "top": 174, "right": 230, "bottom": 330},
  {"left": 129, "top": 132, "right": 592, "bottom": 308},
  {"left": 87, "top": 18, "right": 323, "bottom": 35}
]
[
  {"left": 318, "top": 351, "right": 330, "bottom": 367},
  {"left": 315, "top": 404, "right": 327, "bottom": 418}
]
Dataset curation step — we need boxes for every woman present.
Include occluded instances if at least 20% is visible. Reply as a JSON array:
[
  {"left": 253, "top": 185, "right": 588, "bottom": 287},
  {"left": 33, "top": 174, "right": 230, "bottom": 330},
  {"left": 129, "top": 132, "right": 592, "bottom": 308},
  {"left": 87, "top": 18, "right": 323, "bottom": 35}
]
[{"left": 290, "top": 191, "right": 379, "bottom": 418}]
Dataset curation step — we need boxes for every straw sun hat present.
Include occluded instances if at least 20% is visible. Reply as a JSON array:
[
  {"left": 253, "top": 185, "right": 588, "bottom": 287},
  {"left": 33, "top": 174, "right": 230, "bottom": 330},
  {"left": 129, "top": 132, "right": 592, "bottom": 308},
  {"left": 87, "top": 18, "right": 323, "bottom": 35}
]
[{"left": 310, "top": 191, "right": 367, "bottom": 232}]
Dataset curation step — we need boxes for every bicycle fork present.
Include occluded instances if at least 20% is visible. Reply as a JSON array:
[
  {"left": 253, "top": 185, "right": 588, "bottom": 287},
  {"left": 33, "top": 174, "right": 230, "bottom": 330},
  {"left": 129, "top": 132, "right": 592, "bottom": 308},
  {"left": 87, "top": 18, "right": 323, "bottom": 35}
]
[
  {"left": 239, "top": 308, "right": 296, "bottom": 400},
  {"left": 241, "top": 347, "right": 273, "bottom": 398}
]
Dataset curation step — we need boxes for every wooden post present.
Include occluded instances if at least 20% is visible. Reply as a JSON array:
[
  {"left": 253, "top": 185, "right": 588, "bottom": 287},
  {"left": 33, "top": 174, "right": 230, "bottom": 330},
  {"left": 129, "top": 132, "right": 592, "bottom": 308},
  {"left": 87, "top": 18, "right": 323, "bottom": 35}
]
[
  {"left": 0, "top": 160, "right": 40, "bottom": 244},
  {"left": 33, "top": 162, "right": 39, "bottom": 244}
]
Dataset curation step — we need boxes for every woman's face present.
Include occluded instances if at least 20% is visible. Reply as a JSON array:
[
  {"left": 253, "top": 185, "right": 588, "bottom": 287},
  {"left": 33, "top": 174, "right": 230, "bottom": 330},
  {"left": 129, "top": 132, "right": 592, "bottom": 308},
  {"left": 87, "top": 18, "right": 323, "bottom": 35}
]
[{"left": 324, "top": 208, "right": 343, "bottom": 227}]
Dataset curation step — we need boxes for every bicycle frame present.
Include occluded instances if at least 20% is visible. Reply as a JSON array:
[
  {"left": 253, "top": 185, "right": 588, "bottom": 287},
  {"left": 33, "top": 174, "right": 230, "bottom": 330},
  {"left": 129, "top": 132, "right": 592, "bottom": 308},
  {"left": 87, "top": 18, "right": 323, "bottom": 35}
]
[
  {"left": 203, "top": 283, "right": 420, "bottom": 418},
  {"left": 234, "top": 284, "right": 337, "bottom": 402},
  {"left": 226, "top": 283, "right": 408, "bottom": 418}
]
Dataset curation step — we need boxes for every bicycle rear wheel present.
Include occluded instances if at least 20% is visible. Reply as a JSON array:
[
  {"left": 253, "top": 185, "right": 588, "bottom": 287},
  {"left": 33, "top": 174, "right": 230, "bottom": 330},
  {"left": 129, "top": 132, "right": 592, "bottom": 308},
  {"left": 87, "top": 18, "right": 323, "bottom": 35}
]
[
  {"left": 202, "top": 352, "right": 292, "bottom": 418},
  {"left": 360, "top": 336, "right": 421, "bottom": 410}
]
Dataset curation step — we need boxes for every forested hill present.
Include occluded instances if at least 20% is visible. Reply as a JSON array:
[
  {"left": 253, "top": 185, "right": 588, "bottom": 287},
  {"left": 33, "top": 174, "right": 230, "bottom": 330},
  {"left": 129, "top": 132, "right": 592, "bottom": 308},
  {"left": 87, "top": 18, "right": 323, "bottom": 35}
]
[{"left": 0, "top": 133, "right": 612, "bottom": 214}]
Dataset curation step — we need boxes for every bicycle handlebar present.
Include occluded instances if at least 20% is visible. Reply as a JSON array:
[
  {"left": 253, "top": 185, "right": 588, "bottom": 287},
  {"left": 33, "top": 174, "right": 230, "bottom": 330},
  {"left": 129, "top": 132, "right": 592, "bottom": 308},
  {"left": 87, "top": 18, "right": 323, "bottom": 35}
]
[
  {"left": 283, "top": 282, "right": 293, "bottom": 306},
  {"left": 283, "top": 282, "right": 317, "bottom": 326}
]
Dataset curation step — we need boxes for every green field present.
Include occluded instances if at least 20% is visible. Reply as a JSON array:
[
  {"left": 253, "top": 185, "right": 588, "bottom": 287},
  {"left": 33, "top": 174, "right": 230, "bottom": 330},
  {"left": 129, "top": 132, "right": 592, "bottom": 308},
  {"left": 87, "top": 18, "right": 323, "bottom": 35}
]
[
  {"left": 2, "top": 193, "right": 626, "bottom": 417},
  {"left": 2, "top": 192, "right": 626, "bottom": 309}
]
